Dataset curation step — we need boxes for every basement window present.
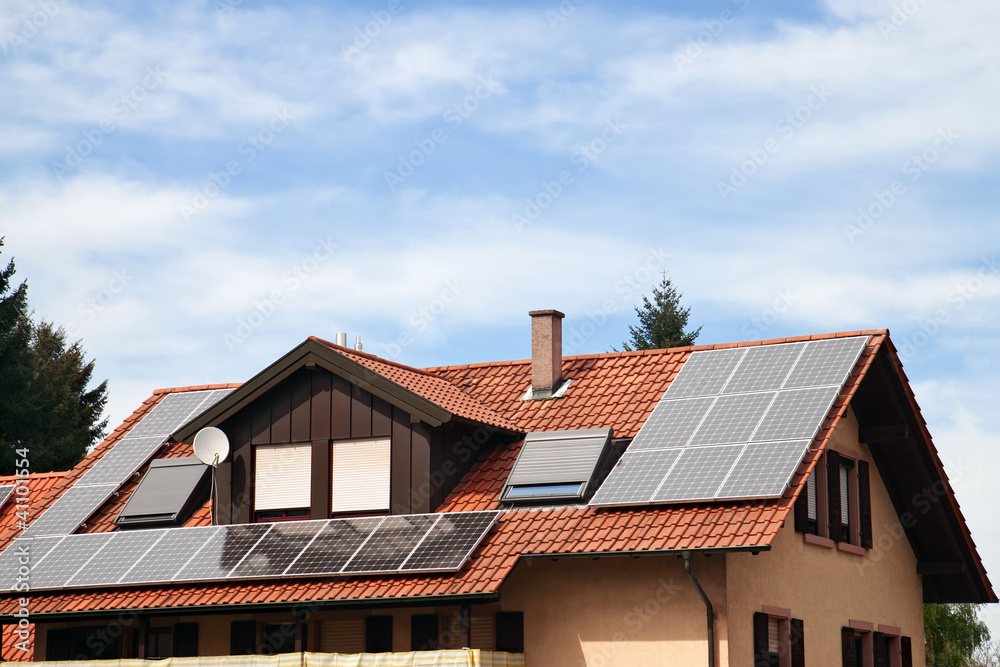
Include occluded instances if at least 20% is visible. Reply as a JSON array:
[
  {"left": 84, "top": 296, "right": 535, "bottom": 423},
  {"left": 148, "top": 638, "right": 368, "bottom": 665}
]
[{"left": 116, "top": 458, "right": 209, "bottom": 527}]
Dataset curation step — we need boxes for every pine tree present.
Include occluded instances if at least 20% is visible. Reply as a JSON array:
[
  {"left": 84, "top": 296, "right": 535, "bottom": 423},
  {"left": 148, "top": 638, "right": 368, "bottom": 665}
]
[
  {"left": 0, "top": 238, "right": 108, "bottom": 474},
  {"left": 619, "top": 272, "right": 702, "bottom": 351}
]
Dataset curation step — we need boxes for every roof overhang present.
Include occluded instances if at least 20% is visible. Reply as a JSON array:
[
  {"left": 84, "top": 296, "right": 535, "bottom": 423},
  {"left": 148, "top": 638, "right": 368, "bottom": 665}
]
[{"left": 173, "top": 338, "right": 454, "bottom": 442}]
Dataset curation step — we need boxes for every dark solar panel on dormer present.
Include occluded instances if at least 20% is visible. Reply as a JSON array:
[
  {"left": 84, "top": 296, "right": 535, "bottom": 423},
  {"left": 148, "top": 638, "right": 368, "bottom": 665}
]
[{"left": 115, "top": 457, "right": 209, "bottom": 527}]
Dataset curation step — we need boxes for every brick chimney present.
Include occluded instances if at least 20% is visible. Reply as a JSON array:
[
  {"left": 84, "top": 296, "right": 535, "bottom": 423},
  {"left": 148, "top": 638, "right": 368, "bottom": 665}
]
[{"left": 529, "top": 309, "right": 564, "bottom": 399}]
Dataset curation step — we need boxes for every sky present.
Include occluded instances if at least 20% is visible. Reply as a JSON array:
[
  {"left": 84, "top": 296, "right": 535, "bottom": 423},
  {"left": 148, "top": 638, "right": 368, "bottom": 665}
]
[{"left": 2, "top": 0, "right": 999, "bottom": 636}]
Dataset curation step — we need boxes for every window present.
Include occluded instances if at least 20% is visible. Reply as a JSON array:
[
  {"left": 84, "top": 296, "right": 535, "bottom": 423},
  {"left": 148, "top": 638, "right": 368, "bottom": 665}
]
[
  {"left": 173, "top": 623, "right": 199, "bottom": 658},
  {"left": 495, "top": 612, "right": 524, "bottom": 654},
  {"left": 365, "top": 616, "right": 393, "bottom": 653},
  {"left": 262, "top": 623, "right": 303, "bottom": 654},
  {"left": 753, "top": 610, "right": 804, "bottom": 667},
  {"left": 230, "top": 620, "right": 258, "bottom": 655},
  {"left": 794, "top": 449, "right": 872, "bottom": 550},
  {"left": 146, "top": 627, "right": 172, "bottom": 659},
  {"left": 501, "top": 428, "right": 612, "bottom": 504},
  {"left": 46, "top": 627, "right": 121, "bottom": 661},
  {"left": 842, "top": 624, "right": 912, "bottom": 667},
  {"left": 411, "top": 614, "right": 440, "bottom": 651},
  {"left": 504, "top": 483, "right": 585, "bottom": 500},
  {"left": 332, "top": 438, "right": 391, "bottom": 514},
  {"left": 116, "top": 458, "right": 209, "bottom": 527},
  {"left": 254, "top": 443, "right": 312, "bottom": 517}
]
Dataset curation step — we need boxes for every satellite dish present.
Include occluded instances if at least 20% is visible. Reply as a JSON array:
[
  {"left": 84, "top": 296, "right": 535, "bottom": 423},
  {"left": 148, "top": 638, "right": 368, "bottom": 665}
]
[{"left": 193, "top": 427, "right": 230, "bottom": 467}]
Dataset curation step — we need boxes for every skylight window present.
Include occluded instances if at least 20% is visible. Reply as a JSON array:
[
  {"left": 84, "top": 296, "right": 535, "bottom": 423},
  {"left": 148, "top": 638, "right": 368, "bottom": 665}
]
[{"left": 502, "top": 428, "right": 613, "bottom": 504}]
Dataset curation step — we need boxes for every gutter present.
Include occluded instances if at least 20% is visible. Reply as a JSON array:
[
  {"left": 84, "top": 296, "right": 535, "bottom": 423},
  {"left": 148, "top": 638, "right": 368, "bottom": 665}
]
[{"left": 684, "top": 551, "right": 715, "bottom": 667}]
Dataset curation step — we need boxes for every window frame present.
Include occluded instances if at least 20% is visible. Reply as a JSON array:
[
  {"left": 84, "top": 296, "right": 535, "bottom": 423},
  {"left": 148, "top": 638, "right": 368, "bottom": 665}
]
[
  {"left": 331, "top": 437, "right": 392, "bottom": 517},
  {"left": 365, "top": 616, "right": 393, "bottom": 653},
  {"left": 797, "top": 448, "right": 870, "bottom": 554},
  {"left": 252, "top": 442, "right": 313, "bottom": 516},
  {"left": 844, "top": 621, "right": 909, "bottom": 667}
]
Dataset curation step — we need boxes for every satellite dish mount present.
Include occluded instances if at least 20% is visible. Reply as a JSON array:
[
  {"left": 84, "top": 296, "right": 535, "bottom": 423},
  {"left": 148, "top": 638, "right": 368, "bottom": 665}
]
[{"left": 193, "top": 427, "right": 230, "bottom": 525}]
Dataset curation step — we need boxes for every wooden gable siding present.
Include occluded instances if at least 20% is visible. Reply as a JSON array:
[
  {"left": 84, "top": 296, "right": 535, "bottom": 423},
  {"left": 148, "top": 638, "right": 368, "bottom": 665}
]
[{"left": 212, "top": 367, "right": 493, "bottom": 524}]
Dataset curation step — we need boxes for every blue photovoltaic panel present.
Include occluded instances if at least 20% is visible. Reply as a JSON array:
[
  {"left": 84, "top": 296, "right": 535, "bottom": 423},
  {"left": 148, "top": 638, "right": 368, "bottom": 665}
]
[
  {"left": 67, "top": 529, "right": 167, "bottom": 587},
  {"left": 591, "top": 336, "right": 869, "bottom": 507},
  {"left": 20, "top": 484, "right": 119, "bottom": 537},
  {"left": 0, "top": 485, "right": 14, "bottom": 509},
  {"left": 663, "top": 348, "right": 746, "bottom": 399},
  {"left": 284, "top": 517, "right": 385, "bottom": 576},
  {"left": 716, "top": 440, "right": 811, "bottom": 499},
  {"left": 229, "top": 521, "right": 327, "bottom": 579},
  {"left": 342, "top": 515, "right": 437, "bottom": 574},
  {"left": 174, "top": 523, "right": 272, "bottom": 582},
  {"left": 401, "top": 511, "right": 497, "bottom": 572},
  {"left": 76, "top": 436, "right": 168, "bottom": 486},
  {"left": 127, "top": 391, "right": 215, "bottom": 438},
  {"left": 0, "top": 536, "right": 64, "bottom": 590},
  {"left": 119, "top": 526, "right": 223, "bottom": 585},
  {"left": 651, "top": 445, "right": 744, "bottom": 503},
  {"left": 723, "top": 343, "right": 806, "bottom": 394},
  {"left": 627, "top": 397, "right": 715, "bottom": 451},
  {"left": 29, "top": 533, "right": 114, "bottom": 590}
]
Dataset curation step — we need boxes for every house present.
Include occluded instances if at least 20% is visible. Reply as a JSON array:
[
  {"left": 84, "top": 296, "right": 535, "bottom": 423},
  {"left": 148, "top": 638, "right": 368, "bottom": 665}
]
[{"left": 0, "top": 310, "right": 994, "bottom": 666}]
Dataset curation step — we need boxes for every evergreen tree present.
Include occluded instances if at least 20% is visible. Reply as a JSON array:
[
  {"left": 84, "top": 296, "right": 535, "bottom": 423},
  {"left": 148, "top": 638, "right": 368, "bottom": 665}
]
[
  {"left": 925, "top": 603, "right": 991, "bottom": 666},
  {"left": 619, "top": 272, "right": 702, "bottom": 351},
  {"left": 0, "top": 239, "right": 108, "bottom": 474}
]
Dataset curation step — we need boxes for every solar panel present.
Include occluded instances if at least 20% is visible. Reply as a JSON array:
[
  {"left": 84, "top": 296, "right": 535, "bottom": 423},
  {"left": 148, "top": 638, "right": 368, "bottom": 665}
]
[
  {"left": 119, "top": 526, "right": 223, "bottom": 585},
  {"left": 589, "top": 449, "right": 683, "bottom": 506},
  {"left": 0, "top": 536, "right": 64, "bottom": 589},
  {"left": 0, "top": 485, "right": 15, "bottom": 509},
  {"left": 342, "top": 515, "right": 438, "bottom": 574},
  {"left": 751, "top": 386, "right": 841, "bottom": 443},
  {"left": 783, "top": 337, "right": 867, "bottom": 389},
  {"left": 229, "top": 521, "right": 327, "bottom": 579},
  {"left": 723, "top": 343, "right": 806, "bottom": 393},
  {"left": 688, "top": 392, "right": 775, "bottom": 446},
  {"left": 29, "top": 532, "right": 114, "bottom": 590},
  {"left": 174, "top": 523, "right": 273, "bottom": 582},
  {"left": 663, "top": 348, "right": 746, "bottom": 398},
  {"left": 716, "top": 440, "right": 811, "bottom": 499},
  {"left": 591, "top": 336, "right": 870, "bottom": 507},
  {"left": 21, "top": 484, "right": 119, "bottom": 537},
  {"left": 67, "top": 529, "right": 167, "bottom": 587},
  {"left": 284, "top": 516, "right": 385, "bottom": 576},
  {"left": 127, "top": 391, "right": 215, "bottom": 438},
  {"left": 627, "top": 397, "right": 715, "bottom": 451},
  {"left": 652, "top": 445, "right": 744, "bottom": 502},
  {"left": 401, "top": 511, "right": 497, "bottom": 572},
  {"left": 76, "top": 437, "right": 168, "bottom": 486}
]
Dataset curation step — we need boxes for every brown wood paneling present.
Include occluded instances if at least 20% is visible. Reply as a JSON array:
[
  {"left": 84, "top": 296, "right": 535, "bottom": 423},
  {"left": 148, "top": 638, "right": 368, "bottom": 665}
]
[
  {"left": 410, "top": 422, "right": 431, "bottom": 514},
  {"left": 372, "top": 395, "right": 392, "bottom": 437},
  {"left": 311, "top": 439, "right": 331, "bottom": 519},
  {"left": 251, "top": 400, "right": 270, "bottom": 445},
  {"left": 390, "top": 407, "right": 412, "bottom": 514},
  {"left": 310, "top": 372, "right": 332, "bottom": 441},
  {"left": 429, "top": 426, "right": 446, "bottom": 510},
  {"left": 351, "top": 385, "right": 372, "bottom": 438},
  {"left": 290, "top": 371, "right": 312, "bottom": 442},
  {"left": 332, "top": 376, "right": 351, "bottom": 440},
  {"left": 271, "top": 382, "right": 292, "bottom": 443}
]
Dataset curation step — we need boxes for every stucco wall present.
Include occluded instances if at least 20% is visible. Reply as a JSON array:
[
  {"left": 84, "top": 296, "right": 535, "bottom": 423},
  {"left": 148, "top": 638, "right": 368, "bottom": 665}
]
[
  {"left": 726, "top": 407, "right": 925, "bottom": 666},
  {"left": 499, "top": 552, "right": 728, "bottom": 667}
]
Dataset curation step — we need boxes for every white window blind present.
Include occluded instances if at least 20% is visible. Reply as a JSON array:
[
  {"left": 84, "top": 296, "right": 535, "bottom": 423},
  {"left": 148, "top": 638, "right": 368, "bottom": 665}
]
[
  {"left": 332, "top": 438, "right": 391, "bottom": 514},
  {"left": 840, "top": 463, "right": 850, "bottom": 526},
  {"left": 254, "top": 443, "right": 312, "bottom": 511},
  {"left": 768, "top": 617, "right": 780, "bottom": 653},
  {"left": 806, "top": 470, "right": 818, "bottom": 521}
]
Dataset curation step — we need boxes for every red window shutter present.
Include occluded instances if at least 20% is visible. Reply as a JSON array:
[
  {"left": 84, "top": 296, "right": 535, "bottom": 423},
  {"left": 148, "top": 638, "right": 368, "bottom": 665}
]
[
  {"left": 901, "top": 636, "right": 912, "bottom": 667},
  {"left": 858, "top": 459, "right": 873, "bottom": 548},
  {"left": 841, "top": 627, "right": 856, "bottom": 667},
  {"left": 753, "top": 612, "right": 769, "bottom": 667},
  {"left": 794, "top": 484, "right": 809, "bottom": 533},
  {"left": 873, "top": 632, "right": 887, "bottom": 667},
  {"left": 790, "top": 618, "right": 805, "bottom": 667},
  {"left": 827, "top": 450, "right": 842, "bottom": 541}
]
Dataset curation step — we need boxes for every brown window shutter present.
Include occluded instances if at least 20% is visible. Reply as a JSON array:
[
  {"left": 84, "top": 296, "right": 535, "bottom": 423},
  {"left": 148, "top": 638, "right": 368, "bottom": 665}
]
[
  {"left": 827, "top": 450, "right": 842, "bottom": 541},
  {"left": 753, "top": 612, "right": 770, "bottom": 667},
  {"left": 900, "top": 636, "right": 912, "bottom": 667},
  {"left": 794, "top": 484, "right": 809, "bottom": 533},
  {"left": 841, "top": 627, "right": 855, "bottom": 667},
  {"left": 873, "top": 632, "right": 887, "bottom": 667},
  {"left": 790, "top": 618, "right": 805, "bottom": 667},
  {"left": 858, "top": 460, "right": 873, "bottom": 549}
]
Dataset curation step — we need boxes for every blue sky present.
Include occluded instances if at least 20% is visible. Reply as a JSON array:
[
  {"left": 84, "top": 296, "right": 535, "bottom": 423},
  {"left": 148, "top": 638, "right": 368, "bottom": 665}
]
[{"left": 3, "top": 0, "right": 999, "bottom": 632}]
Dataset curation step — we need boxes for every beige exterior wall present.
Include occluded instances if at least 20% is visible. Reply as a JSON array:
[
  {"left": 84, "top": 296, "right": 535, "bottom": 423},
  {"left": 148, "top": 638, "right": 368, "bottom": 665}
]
[
  {"left": 726, "top": 407, "right": 925, "bottom": 666},
  {"left": 499, "top": 552, "right": 728, "bottom": 667}
]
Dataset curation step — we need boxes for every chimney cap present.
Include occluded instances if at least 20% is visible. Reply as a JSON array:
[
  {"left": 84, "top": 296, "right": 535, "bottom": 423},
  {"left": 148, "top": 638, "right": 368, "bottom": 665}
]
[{"left": 529, "top": 309, "right": 565, "bottom": 318}]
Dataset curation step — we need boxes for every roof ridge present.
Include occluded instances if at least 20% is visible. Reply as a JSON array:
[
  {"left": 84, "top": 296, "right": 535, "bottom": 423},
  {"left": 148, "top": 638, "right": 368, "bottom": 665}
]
[
  {"left": 310, "top": 336, "right": 439, "bottom": 378},
  {"left": 152, "top": 382, "right": 243, "bottom": 396}
]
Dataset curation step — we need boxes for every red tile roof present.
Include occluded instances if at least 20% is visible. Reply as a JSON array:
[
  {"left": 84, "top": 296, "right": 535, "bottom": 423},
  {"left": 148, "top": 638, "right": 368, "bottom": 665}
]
[
  {"left": 0, "top": 332, "right": 890, "bottom": 618},
  {"left": 1, "top": 622, "right": 33, "bottom": 662}
]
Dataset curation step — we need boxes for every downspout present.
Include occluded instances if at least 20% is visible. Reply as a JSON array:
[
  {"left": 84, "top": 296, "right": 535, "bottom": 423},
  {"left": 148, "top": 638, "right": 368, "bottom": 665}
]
[{"left": 684, "top": 551, "right": 715, "bottom": 667}]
